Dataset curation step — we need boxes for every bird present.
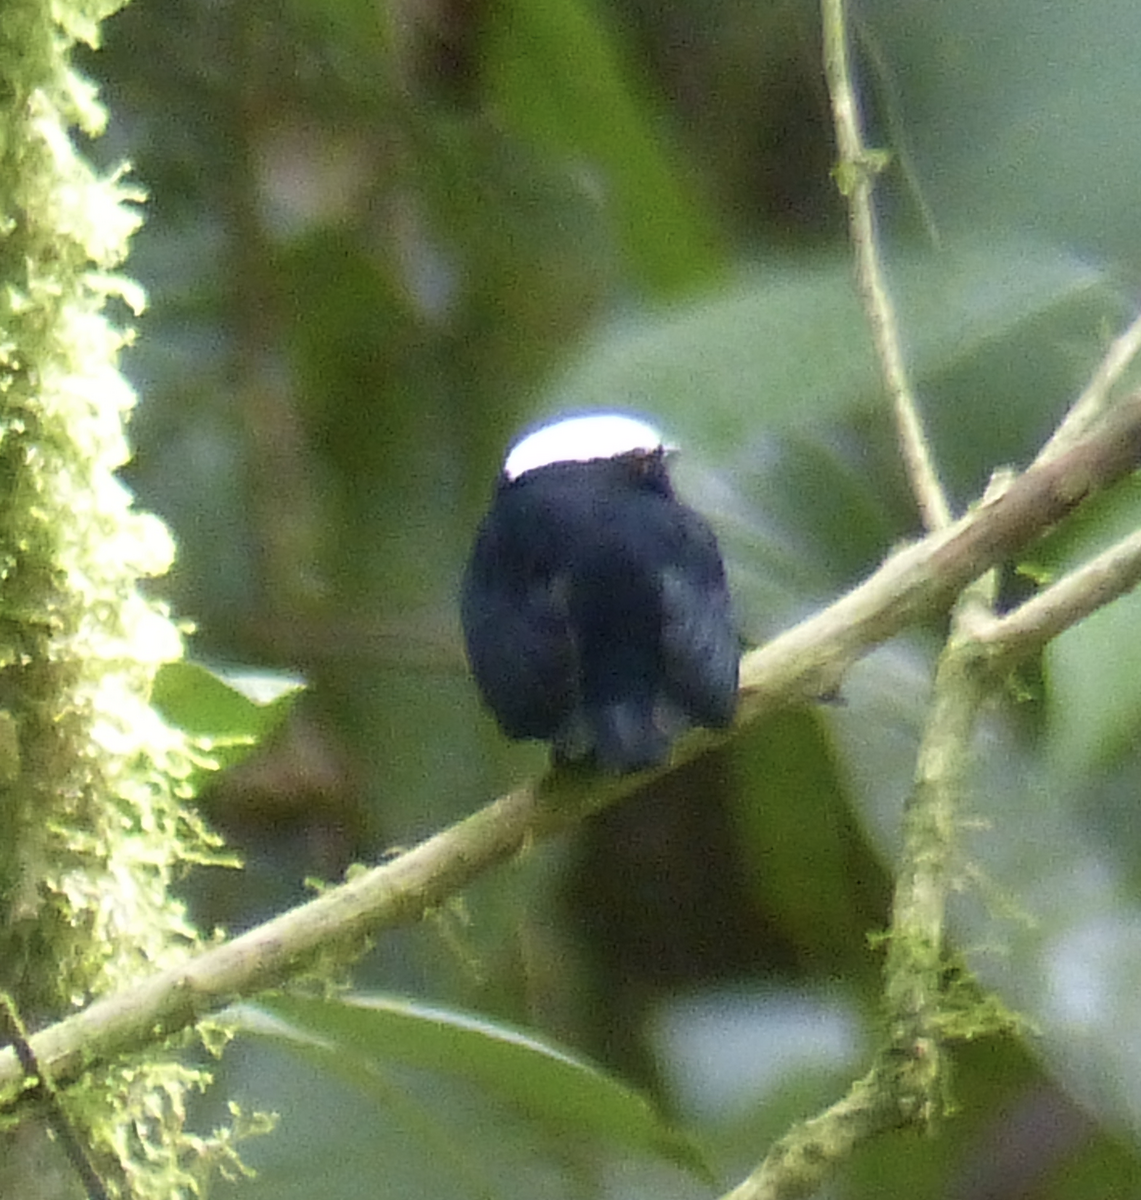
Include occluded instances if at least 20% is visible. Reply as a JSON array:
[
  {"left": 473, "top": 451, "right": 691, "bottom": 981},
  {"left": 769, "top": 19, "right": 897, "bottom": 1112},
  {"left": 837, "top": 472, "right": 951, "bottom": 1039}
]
[{"left": 461, "top": 412, "right": 738, "bottom": 773}]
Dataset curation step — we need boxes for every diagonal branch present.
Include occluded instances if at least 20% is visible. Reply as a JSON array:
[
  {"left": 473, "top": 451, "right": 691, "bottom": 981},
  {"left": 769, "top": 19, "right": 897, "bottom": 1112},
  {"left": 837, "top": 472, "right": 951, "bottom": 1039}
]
[
  {"left": 735, "top": 392, "right": 1141, "bottom": 712},
  {"left": 1037, "top": 306, "right": 1141, "bottom": 464},
  {"left": 976, "top": 525, "right": 1141, "bottom": 667},
  {"left": 2, "top": 394, "right": 1141, "bottom": 1111}
]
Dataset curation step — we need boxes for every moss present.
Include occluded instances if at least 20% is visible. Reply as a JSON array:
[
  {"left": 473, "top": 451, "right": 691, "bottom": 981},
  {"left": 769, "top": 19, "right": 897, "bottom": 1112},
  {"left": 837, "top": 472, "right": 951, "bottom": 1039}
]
[{"left": 0, "top": 1, "right": 245, "bottom": 1194}]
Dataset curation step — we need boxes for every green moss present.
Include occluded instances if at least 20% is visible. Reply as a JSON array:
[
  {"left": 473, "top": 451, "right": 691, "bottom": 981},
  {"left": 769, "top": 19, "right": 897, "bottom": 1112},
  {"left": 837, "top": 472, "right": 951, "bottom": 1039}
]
[{"left": 0, "top": 1, "right": 247, "bottom": 1193}]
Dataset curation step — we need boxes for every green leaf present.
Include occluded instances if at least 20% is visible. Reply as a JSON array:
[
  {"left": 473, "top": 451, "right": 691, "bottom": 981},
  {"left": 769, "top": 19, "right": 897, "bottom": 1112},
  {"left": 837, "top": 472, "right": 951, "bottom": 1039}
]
[
  {"left": 731, "top": 710, "right": 889, "bottom": 983},
  {"left": 1048, "top": 589, "right": 1141, "bottom": 777},
  {"left": 864, "top": 0, "right": 1141, "bottom": 272},
  {"left": 243, "top": 993, "right": 711, "bottom": 1180},
  {"left": 483, "top": 0, "right": 725, "bottom": 297},
  {"left": 542, "top": 236, "right": 1111, "bottom": 454},
  {"left": 151, "top": 661, "right": 305, "bottom": 776},
  {"left": 1041, "top": 483, "right": 1141, "bottom": 779}
]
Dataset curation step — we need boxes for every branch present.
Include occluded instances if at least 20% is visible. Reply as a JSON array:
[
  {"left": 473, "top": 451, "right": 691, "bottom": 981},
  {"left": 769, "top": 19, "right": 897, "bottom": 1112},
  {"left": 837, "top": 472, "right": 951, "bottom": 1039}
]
[
  {"left": 735, "top": 392, "right": 1141, "bottom": 712},
  {"left": 721, "top": 1067, "right": 901, "bottom": 1200},
  {"left": 725, "top": 6, "right": 1141, "bottom": 1195},
  {"left": 820, "top": 10, "right": 996, "bottom": 1176},
  {"left": 976, "top": 525, "right": 1141, "bottom": 667},
  {"left": 723, "top": 11, "right": 1141, "bottom": 1197},
  {"left": 1037, "top": 305, "right": 1141, "bottom": 464},
  {"left": 821, "top": 0, "right": 951, "bottom": 531},
  {"left": 720, "top": 580, "right": 1008, "bottom": 1200},
  {"left": 2, "top": 393, "right": 1140, "bottom": 1110},
  {"left": 723, "top": 471, "right": 1141, "bottom": 1199}
]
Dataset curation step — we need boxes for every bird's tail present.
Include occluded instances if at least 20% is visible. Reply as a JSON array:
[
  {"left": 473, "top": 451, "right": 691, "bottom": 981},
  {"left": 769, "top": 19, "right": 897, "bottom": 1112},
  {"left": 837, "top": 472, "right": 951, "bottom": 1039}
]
[{"left": 590, "top": 700, "right": 670, "bottom": 773}]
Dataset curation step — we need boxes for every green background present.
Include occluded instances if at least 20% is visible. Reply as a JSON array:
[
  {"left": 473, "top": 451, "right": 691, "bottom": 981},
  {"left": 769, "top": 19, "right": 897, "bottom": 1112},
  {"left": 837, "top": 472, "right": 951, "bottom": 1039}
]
[{"left": 78, "top": 0, "right": 1141, "bottom": 1194}]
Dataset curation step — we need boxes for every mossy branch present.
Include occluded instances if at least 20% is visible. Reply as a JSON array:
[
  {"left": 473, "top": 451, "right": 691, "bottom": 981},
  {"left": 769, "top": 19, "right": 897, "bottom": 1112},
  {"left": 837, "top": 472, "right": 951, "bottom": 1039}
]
[{"left": 721, "top": 1067, "right": 902, "bottom": 1200}]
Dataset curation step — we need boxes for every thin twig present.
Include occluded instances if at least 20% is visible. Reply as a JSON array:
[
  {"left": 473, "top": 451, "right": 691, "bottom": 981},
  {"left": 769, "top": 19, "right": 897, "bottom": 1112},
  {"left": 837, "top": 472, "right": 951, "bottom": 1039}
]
[
  {"left": 850, "top": 14, "right": 941, "bottom": 249},
  {"left": 0, "top": 994, "right": 111, "bottom": 1200},
  {"left": 1037, "top": 306, "right": 1141, "bottom": 465},
  {"left": 821, "top": 0, "right": 952, "bottom": 532},
  {"left": 976, "top": 526, "right": 1141, "bottom": 665}
]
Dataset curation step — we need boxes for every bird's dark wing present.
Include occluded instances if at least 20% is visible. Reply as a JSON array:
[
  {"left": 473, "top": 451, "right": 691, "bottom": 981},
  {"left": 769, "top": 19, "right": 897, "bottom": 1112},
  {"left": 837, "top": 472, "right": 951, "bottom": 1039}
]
[
  {"left": 461, "top": 568, "right": 579, "bottom": 741},
  {"left": 659, "top": 511, "right": 739, "bottom": 729}
]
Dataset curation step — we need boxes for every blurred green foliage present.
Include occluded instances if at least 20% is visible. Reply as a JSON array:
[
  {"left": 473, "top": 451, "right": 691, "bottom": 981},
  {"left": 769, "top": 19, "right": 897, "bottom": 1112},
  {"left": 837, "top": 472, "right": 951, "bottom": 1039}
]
[{"left": 72, "top": 0, "right": 1141, "bottom": 1194}]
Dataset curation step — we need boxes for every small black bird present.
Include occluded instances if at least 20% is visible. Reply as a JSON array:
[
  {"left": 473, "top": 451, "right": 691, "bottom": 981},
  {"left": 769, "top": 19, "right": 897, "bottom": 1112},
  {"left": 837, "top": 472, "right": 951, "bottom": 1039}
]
[{"left": 461, "top": 413, "right": 738, "bottom": 773}]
